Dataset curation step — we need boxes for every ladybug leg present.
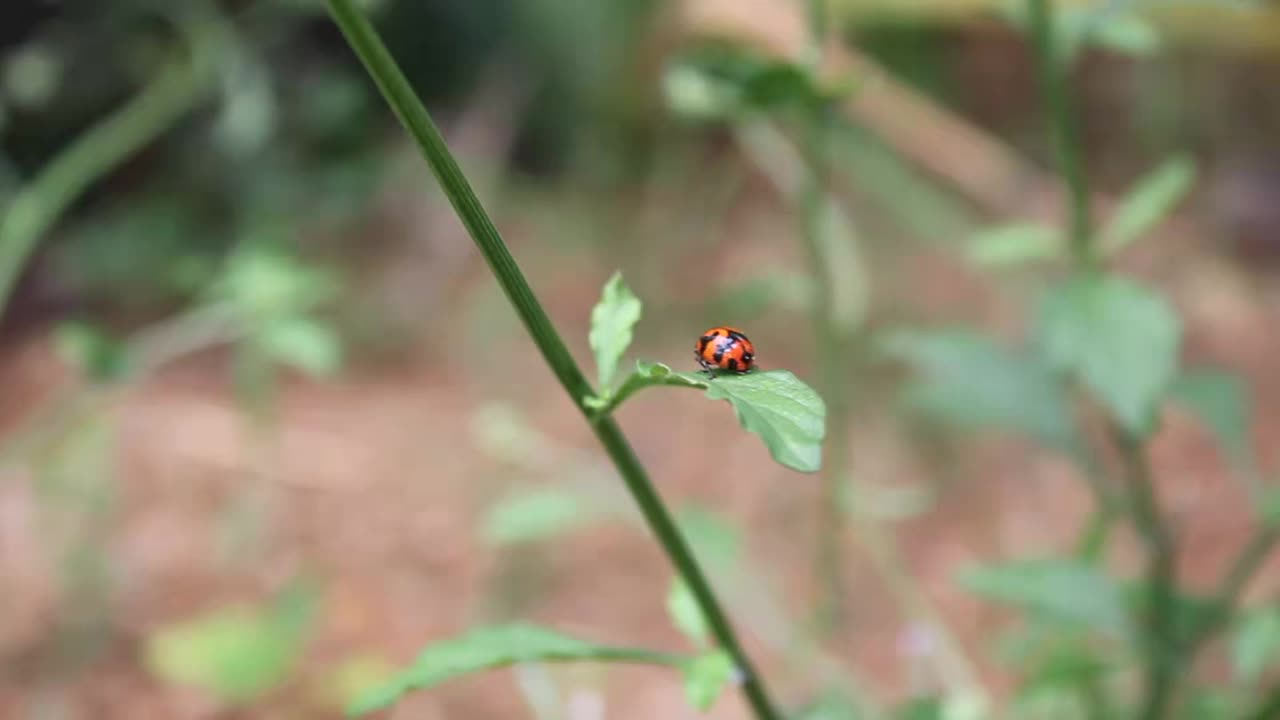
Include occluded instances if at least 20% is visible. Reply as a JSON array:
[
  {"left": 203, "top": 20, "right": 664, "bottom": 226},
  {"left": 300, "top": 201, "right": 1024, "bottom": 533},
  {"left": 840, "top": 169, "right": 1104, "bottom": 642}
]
[{"left": 695, "top": 354, "right": 717, "bottom": 377}]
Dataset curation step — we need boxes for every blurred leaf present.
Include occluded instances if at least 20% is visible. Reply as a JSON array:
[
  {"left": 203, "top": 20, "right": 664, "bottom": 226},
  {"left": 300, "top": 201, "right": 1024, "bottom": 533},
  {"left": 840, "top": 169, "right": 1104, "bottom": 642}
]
[
  {"left": 664, "top": 45, "right": 852, "bottom": 122},
  {"left": 146, "top": 585, "right": 318, "bottom": 704},
  {"left": 1170, "top": 370, "right": 1251, "bottom": 468},
  {"left": 589, "top": 272, "right": 642, "bottom": 391},
  {"left": 1181, "top": 689, "right": 1245, "bottom": 719},
  {"left": 609, "top": 362, "right": 825, "bottom": 472},
  {"left": 318, "top": 654, "right": 399, "bottom": 711},
  {"left": 793, "top": 689, "right": 864, "bottom": 720},
  {"left": 261, "top": 317, "right": 342, "bottom": 377},
  {"left": 350, "top": 624, "right": 677, "bottom": 716},
  {"left": 1001, "top": 2, "right": 1161, "bottom": 62},
  {"left": 681, "top": 650, "right": 735, "bottom": 712},
  {"left": 1263, "top": 489, "right": 1280, "bottom": 528},
  {"left": 1100, "top": 156, "right": 1196, "bottom": 254},
  {"left": 1036, "top": 275, "right": 1181, "bottom": 436},
  {"left": 711, "top": 273, "right": 814, "bottom": 318},
  {"left": 667, "top": 579, "right": 710, "bottom": 647},
  {"left": 482, "top": 488, "right": 593, "bottom": 546},
  {"left": 1088, "top": 14, "right": 1161, "bottom": 56},
  {"left": 893, "top": 696, "right": 943, "bottom": 720},
  {"left": 217, "top": 245, "right": 337, "bottom": 321},
  {"left": 54, "top": 321, "right": 130, "bottom": 382},
  {"left": 967, "top": 223, "right": 1064, "bottom": 268},
  {"left": 676, "top": 506, "right": 742, "bottom": 573},
  {"left": 961, "top": 560, "right": 1131, "bottom": 638},
  {"left": 880, "top": 329, "right": 1076, "bottom": 452},
  {"left": 1233, "top": 607, "right": 1280, "bottom": 682}
]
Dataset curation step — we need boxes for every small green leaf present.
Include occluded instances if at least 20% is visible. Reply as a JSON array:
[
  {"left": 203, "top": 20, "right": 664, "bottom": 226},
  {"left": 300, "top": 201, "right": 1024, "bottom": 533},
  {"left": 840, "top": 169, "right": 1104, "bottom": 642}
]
[
  {"left": 961, "top": 560, "right": 1131, "bottom": 638},
  {"left": 667, "top": 579, "right": 710, "bottom": 647},
  {"left": 261, "top": 317, "right": 342, "bottom": 377},
  {"left": 676, "top": 506, "right": 743, "bottom": 573},
  {"left": 1170, "top": 370, "right": 1252, "bottom": 468},
  {"left": 1233, "top": 608, "right": 1280, "bottom": 682},
  {"left": 589, "top": 272, "right": 642, "bottom": 391},
  {"left": 1100, "top": 155, "right": 1196, "bottom": 254},
  {"left": 793, "top": 689, "right": 865, "bottom": 720},
  {"left": 54, "top": 321, "right": 131, "bottom": 382},
  {"left": 1036, "top": 275, "right": 1182, "bottom": 436},
  {"left": 967, "top": 223, "right": 1064, "bottom": 268},
  {"left": 702, "top": 370, "right": 826, "bottom": 472},
  {"left": 1263, "top": 489, "right": 1280, "bottom": 528},
  {"left": 682, "top": 650, "right": 736, "bottom": 712},
  {"left": 1089, "top": 14, "right": 1161, "bottom": 56},
  {"left": 482, "top": 488, "right": 594, "bottom": 546},
  {"left": 145, "top": 586, "right": 317, "bottom": 703},
  {"left": 880, "top": 329, "right": 1076, "bottom": 452},
  {"left": 893, "top": 696, "right": 943, "bottom": 720},
  {"left": 350, "top": 624, "right": 676, "bottom": 716}
]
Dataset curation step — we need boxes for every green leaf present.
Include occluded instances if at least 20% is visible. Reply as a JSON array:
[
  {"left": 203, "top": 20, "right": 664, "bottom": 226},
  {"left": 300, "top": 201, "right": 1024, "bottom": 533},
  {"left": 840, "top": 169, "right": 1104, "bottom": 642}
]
[
  {"left": 961, "top": 560, "right": 1131, "bottom": 638},
  {"left": 663, "top": 45, "right": 853, "bottom": 122},
  {"left": 1170, "top": 370, "right": 1252, "bottom": 468},
  {"left": 702, "top": 370, "right": 826, "bottom": 472},
  {"left": 1263, "top": 489, "right": 1280, "bottom": 528},
  {"left": 682, "top": 650, "right": 736, "bottom": 712},
  {"left": 482, "top": 488, "right": 594, "bottom": 546},
  {"left": 350, "top": 624, "right": 678, "bottom": 716},
  {"left": 608, "top": 362, "right": 825, "bottom": 472},
  {"left": 893, "top": 696, "right": 943, "bottom": 720},
  {"left": 1100, "top": 155, "right": 1196, "bottom": 254},
  {"left": 1232, "top": 608, "right": 1280, "bottom": 682},
  {"left": 261, "top": 317, "right": 342, "bottom": 377},
  {"left": 667, "top": 579, "right": 710, "bottom": 647},
  {"left": 54, "top": 321, "right": 131, "bottom": 382},
  {"left": 967, "top": 223, "right": 1063, "bottom": 268},
  {"left": 145, "top": 585, "right": 317, "bottom": 703},
  {"left": 1036, "top": 275, "right": 1182, "bottom": 436},
  {"left": 793, "top": 689, "right": 865, "bottom": 720},
  {"left": 880, "top": 329, "right": 1076, "bottom": 452},
  {"left": 676, "top": 506, "right": 743, "bottom": 573},
  {"left": 589, "top": 272, "right": 642, "bottom": 391},
  {"left": 1089, "top": 14, "right": 1161, "bottom": 56}
]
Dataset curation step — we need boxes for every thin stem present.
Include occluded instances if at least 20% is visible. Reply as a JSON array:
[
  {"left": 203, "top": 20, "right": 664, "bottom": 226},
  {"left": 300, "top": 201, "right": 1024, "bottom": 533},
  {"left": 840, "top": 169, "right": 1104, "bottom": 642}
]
[
  {"left": 1025, "top": 0, "right": 1094, "bottom": 267},
  {"left": 0, "top": 23, "right": 216, "bottom": 323},
  {"left": 801, "top": 0, "right": 853, "bottom": 636},
  {"left": 1245, "top": 683, "right": 1280, "bottom": 720},
  {"left": 1185, "top": 523, "right": 1280, "bottom": 652},
  {"left": 1115, "top": 432, "right": 1178, "bottom": 720},
  {"left": 323, "top": 2, "right": 782, "bottom": 718}
]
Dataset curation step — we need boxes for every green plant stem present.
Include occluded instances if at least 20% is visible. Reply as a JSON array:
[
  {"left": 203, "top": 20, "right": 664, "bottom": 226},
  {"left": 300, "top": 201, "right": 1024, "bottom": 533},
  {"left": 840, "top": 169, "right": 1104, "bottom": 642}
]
[
  {"left": 323, "top": 3, "right": 782, "bottom": 718},
  {"left": 1025, "top": 0, "right": 1094, "bottom": 267},
  {"left": 1115, "top": 432, "right": 1178, "bottom": 720},
  {"left": 1245, "top": 683, "right": 1280, "bottom": 720},
  {"left": 1183, "top": 522, "right": 1280, "bottom": 654},
  {"left": 0, "top": 29, "right": 216, "bottom": 323},
  {"left": 802, "top": 0, "right": 854, "bottom": 636}
]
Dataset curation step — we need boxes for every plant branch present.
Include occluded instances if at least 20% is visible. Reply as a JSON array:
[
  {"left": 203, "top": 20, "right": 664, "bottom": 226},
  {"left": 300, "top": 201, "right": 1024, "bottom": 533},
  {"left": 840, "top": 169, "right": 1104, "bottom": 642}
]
[
  {"left": 1115, "top": 431, "right": 1178, "bottom": 720},
  {"left": 801, "top": 0, "right": 854, "bottom": 635},
  {"left": 1185, "top": 522, "right": 1280, "bottom": 653},
  {"left": 323, "top": 2, "right": 782, "bottom": 718},
  {"left": 0, "top": 18, "right": 219, "bottom": 323},
  {"left": 1025, "top": 0, "right": 1094, "bottom": 268},
  {"left": 1245, "top": 682, "right": 1280, "bottom": 720}
]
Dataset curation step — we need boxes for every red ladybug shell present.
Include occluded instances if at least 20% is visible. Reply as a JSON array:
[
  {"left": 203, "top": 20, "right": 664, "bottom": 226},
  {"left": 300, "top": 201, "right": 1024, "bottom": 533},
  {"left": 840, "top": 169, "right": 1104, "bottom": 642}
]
[{"left": 696, "top": 327, "right": 755, "bottom": 374}]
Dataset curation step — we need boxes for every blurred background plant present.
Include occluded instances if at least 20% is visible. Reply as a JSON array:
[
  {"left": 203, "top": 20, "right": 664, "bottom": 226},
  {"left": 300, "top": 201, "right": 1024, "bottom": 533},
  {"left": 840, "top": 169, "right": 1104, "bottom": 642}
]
[{"left": 3, "top": 0, "right": 1280, "bottom": 718}]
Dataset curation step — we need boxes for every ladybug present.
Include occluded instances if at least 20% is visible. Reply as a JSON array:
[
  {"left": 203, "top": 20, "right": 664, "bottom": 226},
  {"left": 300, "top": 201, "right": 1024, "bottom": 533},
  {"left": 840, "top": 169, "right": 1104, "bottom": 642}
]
[{"left": 696, "top": 326, "right": 755, "bottom": 374}]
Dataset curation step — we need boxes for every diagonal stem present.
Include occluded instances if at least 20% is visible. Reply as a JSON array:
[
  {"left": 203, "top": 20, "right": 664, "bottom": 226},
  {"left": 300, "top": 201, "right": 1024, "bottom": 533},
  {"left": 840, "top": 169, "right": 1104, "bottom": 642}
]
[{"left": 323, "top": 2, "right": 782, "bottom": 718}]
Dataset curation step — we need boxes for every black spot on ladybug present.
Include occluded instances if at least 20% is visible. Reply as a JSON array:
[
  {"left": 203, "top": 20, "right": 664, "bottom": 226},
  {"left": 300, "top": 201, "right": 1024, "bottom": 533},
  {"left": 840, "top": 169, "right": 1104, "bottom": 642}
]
[{"left": 727, "top": 357, "right": 740, "bottom": 371}]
